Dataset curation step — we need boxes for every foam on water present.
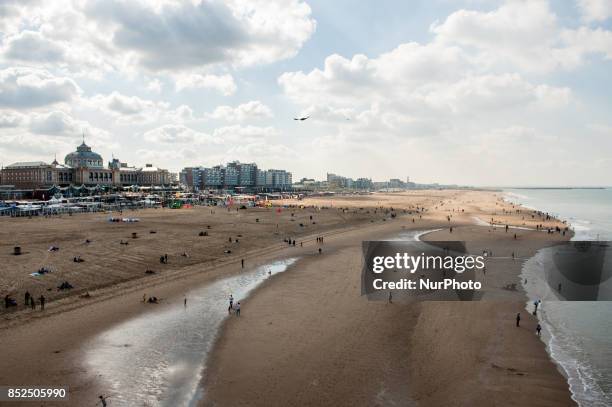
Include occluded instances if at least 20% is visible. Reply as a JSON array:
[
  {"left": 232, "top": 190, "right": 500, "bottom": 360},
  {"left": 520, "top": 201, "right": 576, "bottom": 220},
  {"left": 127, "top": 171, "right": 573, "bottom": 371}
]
[
  {"left": 504, "top": 188, "right": 612, "bottom": 241},
  {"left": 84, "top": 258, "right": 298, "bottom": 407},
  {"left": 513, "top": 188, "right": 612, "bottom": 407}
]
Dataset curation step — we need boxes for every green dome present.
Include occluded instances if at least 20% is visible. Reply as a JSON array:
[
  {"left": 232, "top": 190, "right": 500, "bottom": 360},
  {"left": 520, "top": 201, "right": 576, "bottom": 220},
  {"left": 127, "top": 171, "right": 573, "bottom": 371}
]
[{"left": 64, "top": 142, "right": 104, "bottom": 168}]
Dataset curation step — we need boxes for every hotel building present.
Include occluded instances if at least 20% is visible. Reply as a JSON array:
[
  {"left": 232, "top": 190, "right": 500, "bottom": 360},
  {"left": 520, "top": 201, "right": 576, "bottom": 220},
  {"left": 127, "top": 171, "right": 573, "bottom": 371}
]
[{"left": 0, "top": 141, "right": 171, "bottom": 191}]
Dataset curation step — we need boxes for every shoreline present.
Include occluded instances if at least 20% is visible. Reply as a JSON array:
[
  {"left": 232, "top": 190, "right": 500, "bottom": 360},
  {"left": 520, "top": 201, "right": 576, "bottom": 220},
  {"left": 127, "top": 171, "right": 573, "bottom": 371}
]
[
  {"left": 504, "top": 188, "right": 611, "bottom": 405},
  {"left": 502, "top": 188, "right": 612, "bottom": 241},
  {"left": 202, "top": 193, "right": 575, "bottom": 406}
]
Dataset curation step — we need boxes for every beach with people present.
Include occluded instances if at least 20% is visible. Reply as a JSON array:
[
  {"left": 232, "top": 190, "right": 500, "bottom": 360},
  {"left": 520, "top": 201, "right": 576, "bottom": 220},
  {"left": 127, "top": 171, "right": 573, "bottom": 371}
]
[{"left": 0, "top": 190, "right": 576, "bottom": 406}]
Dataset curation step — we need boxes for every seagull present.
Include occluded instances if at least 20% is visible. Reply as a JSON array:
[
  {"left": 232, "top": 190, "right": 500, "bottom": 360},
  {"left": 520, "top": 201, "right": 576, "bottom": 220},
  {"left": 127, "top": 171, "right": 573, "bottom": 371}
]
[{"left": 293, "top": 115, "right": 310, "bottom": 121}]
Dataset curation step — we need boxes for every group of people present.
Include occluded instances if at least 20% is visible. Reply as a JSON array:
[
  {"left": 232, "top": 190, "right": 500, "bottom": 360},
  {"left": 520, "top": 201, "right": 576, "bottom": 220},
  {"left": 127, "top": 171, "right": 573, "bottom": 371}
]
[
  {"left": 228, "top": 294, "right": 241, "bottom": 316},
  {"left": 159, "top": 253, "right": 169, "bottom": 264},
  {"left": 4, "top": 291, "right": 45, "bottom": 310},
  {"left": 515, "top": 311, "right": 542, "bottom": 336},
  {"left": 143, "top": 294, "right": 159, "bottom": 304},
  {"left": 58, "top": 281, "right": 74, "bottom": 290}
]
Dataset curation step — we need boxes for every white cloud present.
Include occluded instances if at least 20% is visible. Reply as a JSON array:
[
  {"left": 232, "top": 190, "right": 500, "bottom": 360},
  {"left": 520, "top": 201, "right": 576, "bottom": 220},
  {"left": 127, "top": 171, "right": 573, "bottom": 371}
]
[
  {"left": 279, "top": 53, "right": 569, "bottom": 120},
  {"left": 422, "top": 74, "right": 571, "bottom": 113},
  {"left": 561, "top": 27, "right": 612, "bottom": 60},
  {"left": 577, "top": 0, "right": 612, "bottom": 22},
  {"left": 225, "top": 142, "right": 296, "bottom": 160},
  {"left": 164, "top": 105, "right": 195, "bottom": 123},
  {"left": 431, "top": 0, "right": 612, "bottom": 73},
  {"left": 212, "top": 125, "right": 278, "bottom": 142},
  {"left": 0, "top": 67, "right": 81, "bottom": 108},
  {"left": 88, "top": 92, "right": 200, "bottom": 124},
  {"left": 2, "top": 30, "right": 66, "bottom": 63},
  {"left": 0, "top": 109, "right": 114, "bottom": 161},
  {"left": 89, "top": 91, "right": 171, "bottom": 124},
  {"left": 206, "top": 101, "right": 273, "bottom": 121},
  {"left": 175, "top": 73, "right": 237, "bottom": 95},
  {"left": 28, "top": 110, "right": 91, "bottom": 137},
  {"left": 143, "top": 124, "right": 217, "bottom": 144},
  {"left": 0, "top": 0, "right": 315, "bottom": 84},
  {"left": 146, "top": 79, "right": 163, "bottom": 93},
  {"left": 0, "top": 110, "right": 25, "bottom": 128}
]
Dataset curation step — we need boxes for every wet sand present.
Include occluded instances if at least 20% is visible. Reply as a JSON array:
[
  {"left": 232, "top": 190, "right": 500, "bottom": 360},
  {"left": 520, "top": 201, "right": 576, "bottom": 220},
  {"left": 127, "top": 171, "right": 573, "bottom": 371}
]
[
  {"left": 0, "top": 190, "right": 573, "bottom": 406},
  {"left": 203, "top": 194, "right": 575, "bottom": 406}
]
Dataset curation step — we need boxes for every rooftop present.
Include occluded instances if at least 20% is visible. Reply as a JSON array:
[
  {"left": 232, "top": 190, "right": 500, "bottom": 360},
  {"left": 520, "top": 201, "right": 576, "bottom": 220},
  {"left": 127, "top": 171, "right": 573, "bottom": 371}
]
[{"left": 6, "top": 161, "right": 50, "bottom": 168}]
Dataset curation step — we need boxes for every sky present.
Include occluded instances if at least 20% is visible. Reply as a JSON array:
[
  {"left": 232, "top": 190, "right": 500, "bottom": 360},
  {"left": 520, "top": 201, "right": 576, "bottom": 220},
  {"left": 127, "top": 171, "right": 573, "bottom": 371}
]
[{"left": 0, "top": 0, "right": 611, "bottom": 187}]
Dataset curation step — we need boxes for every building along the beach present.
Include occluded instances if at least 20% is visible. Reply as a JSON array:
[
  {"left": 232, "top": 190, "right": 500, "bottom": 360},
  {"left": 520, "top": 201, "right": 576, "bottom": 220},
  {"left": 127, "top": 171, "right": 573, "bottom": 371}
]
[
  {"left": 0, "top": 140, "right": 171, "bottom": 192},
  {"left": 180, "top": 162, "right": 292, "bottom": 192}
]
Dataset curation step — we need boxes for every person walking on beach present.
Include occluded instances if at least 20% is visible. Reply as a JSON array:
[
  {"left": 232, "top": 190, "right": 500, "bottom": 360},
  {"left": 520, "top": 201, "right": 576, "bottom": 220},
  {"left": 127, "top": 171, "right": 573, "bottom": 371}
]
[
  {"left": 536, "top": 324, "right": 542, "bottom": 336},
  {"left": 534, "top": 300, "right": 540, "bottom": 314},
  {"left": 388, "top": 291, "right": 393, "bottom": 304},
  {"left": 98, "top": 395, "right": 108, "bottom": 406},
  {"left": 228, "top": 295, "right": 234, "bottom": 313},
  {"left": 235, "top": 302, "right": 241, "bottom": 316},
  {"left": 39, "top": 295, "right": 45, "bottom": 310},
  {"left": 184, "top": 297, "right": 187, "bottom": 307},
  {"left": 241, "top": 258, "right": 244, "bottom": 269},
  {"left": 24, "top": 291, "right": 31, "bottom": 306},
  {"left": 516, "top": 312, "right": 521, "bottom": 327}
]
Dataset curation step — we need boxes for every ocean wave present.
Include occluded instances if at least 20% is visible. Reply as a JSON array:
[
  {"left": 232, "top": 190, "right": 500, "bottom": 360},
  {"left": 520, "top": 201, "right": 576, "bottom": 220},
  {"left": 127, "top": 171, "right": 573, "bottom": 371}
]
[{"left": 521, "top": 254, "right": 612, "bottom": 406}]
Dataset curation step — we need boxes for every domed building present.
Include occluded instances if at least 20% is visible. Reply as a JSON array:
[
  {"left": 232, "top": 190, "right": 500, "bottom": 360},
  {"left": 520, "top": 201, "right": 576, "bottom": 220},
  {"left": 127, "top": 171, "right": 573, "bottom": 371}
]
[
  {"left": 1, "top": 139, "right": 172, "bottom": 192},
  {"left": 64, "top": 141, "right": 104, "bottom": 168}
]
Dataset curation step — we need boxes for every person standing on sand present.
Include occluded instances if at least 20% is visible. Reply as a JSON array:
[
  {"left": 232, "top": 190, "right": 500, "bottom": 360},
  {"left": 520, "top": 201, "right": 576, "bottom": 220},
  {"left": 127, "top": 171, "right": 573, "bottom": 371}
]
[
  {"left": 536, "top": 324, "right": 542, "bottom": 336},
  {"left": 228, "top": 295, "right": 234, "bottom": 313},
  {"left": 388, "top": 291, "right": 393, "bottom": 304},
  {"left": 516, "top": 313, "right": 521, "bottom": 327},
  {"left": 25, "top": 291, "right": 31, "bottom": 306},
  {"left": 98, "top": 395, "right": 107, "bottom": 406},
  {"left": 241, "top": 258, "right": 244, "bottom": 268},
  {"left": 184, "top": 297, "right": 187, "bottom": 307},
  {"left": 39, "top": 295, "right": 45, "bottom": 310},
  {"left": 235, "top": 302, "right": 241, "bottom": 316}
]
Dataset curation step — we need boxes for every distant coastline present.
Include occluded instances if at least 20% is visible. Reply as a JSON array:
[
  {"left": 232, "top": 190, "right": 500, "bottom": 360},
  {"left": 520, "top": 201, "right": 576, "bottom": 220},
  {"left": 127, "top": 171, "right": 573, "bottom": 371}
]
[{"left": 502, "top": 187, "right": 607, "bottom": 190}]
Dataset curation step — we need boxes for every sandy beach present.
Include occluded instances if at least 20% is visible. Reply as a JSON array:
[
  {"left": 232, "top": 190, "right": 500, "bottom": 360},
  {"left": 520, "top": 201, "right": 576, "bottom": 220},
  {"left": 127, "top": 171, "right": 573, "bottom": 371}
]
[
  {"left": 202, "top": 194, "right": 573, "bottom": 407},
  {"left": 0, "top": 190, "right": 575, "bottom": 406}
]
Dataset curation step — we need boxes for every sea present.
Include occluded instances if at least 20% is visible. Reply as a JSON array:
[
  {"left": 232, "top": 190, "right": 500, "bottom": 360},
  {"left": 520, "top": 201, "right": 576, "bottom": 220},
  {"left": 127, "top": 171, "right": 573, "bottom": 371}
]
[{"left": 505, "top": 188, "right": 612, "bottom": 407}]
